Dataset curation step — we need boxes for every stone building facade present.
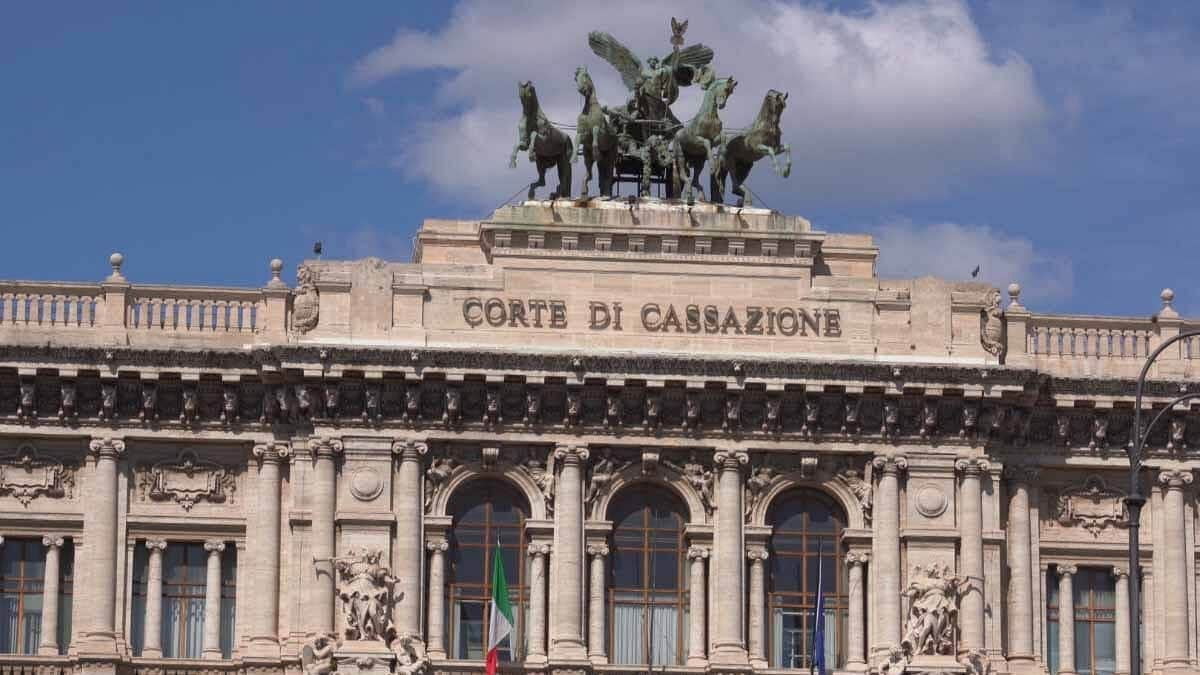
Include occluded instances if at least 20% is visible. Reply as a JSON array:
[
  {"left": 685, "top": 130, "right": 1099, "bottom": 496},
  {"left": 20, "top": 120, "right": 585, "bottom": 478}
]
[{"left": 0, "top": 201, "right": 1198, "bottom": 675}]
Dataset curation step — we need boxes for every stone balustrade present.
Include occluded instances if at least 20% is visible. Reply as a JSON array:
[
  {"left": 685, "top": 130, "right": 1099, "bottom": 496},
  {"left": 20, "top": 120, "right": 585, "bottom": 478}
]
[{"left": 0, "top": 282, "right": 100, "bottom": 329}]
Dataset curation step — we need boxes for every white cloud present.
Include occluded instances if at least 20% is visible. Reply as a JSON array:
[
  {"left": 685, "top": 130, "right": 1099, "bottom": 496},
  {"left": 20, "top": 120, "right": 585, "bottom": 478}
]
[
  {"left": 873, "top": 220, "right": 1074, "bottom": 304},
  {"left": 352, "top": 0, "right": 1047, "bottom": 209}
]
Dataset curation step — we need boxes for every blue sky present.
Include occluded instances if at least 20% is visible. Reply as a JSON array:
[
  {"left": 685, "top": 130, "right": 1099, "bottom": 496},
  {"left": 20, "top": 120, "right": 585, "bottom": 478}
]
[{"left": 2, "top": 1, "right": 1197, "bottom": 318}]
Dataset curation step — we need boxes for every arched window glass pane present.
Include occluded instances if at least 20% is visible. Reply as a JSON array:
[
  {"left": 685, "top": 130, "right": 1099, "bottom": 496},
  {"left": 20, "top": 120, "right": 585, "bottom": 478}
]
[
  {"left": 447, "top": 480, "right": 528, "bottom": 664},
  {"left": 607, "top": 485, "right": 688, "bottom": 666},
  {"left": 767, "top": 490, "right": 847, "bottom": 670}
]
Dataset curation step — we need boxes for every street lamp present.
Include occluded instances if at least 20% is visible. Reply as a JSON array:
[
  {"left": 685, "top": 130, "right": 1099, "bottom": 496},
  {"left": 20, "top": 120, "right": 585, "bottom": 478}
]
[{"left": 1126, "top": 304, "right": 1200, "bottom": 675}]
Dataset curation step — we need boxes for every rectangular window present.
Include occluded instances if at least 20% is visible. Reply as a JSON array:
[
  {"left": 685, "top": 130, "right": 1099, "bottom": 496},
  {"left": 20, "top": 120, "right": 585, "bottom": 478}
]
[
  {"left": 131, "top": 541, "right": 237, "bottom": 659},
  {"left": 1047, "top": 567, "right": 1115, "bottom": 675},
  {"left": 0, "top": 538, "right": 45, "bottom": 654}
]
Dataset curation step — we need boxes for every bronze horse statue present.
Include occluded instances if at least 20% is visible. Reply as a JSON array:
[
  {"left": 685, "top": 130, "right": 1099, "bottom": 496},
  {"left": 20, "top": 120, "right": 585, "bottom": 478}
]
[
  {"left": 712, "top": 89, "right": 791, "bottom": 206},
  {"left": 509, "top": 81, "right": 573, "bottom": 200},
  {"left": 670, "top": 70, "right": 736, "bottom": 202},
  {"left": 574, "top": 67, "right": 617, "bottom": 197}
]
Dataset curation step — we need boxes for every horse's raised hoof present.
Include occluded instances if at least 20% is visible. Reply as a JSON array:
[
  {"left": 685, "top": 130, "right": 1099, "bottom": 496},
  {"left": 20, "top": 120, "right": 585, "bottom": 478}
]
[{"left": 527, "top": 186, "right": 537, "bottom": 200}]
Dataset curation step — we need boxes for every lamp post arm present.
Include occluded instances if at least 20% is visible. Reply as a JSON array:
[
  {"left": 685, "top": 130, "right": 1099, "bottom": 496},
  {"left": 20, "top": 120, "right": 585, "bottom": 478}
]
[{"left": 1132, "top": 329, "right": 1200, "bottom": 483}]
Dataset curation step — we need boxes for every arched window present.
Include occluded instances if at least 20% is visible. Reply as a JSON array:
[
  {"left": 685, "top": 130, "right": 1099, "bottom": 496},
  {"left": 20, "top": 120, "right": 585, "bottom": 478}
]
[
  {"left": 447, "top": 480, "right": 528, "bottom": 663},
  {"left": 767, "top": 490, "right": 847, "bottom": 669},
  {"left": 608, "top": 485, "right": 689, "bottom": 665}
]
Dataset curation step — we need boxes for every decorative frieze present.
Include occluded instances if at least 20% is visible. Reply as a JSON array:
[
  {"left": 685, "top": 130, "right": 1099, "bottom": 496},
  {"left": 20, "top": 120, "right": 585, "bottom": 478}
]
[
  {"left": 136, "top": 449, "right": 238, "bottom": 511},
  {"left": 0, "top": 443, "right": 76, "bottom": 505}
]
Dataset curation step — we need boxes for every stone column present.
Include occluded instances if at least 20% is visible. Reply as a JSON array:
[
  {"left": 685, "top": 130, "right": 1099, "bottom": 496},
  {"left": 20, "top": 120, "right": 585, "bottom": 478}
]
[
  {"left": 1159, "top": 470, "right": 1193, "bottom": 668},
  {"left": 202, "top": 540, "right": 225, "bottom": 659},
  {"left": 248, "top": 442, "right": 288, "bottom": 655},
  {"left": 586, "top": 543, "right": 607, "bottom": 663},
  {"left": 1058, "top": 564, "right": 1077, "bottom": 675},
  {"left": 872, "top": 455, "right": 907, "bottom": 653},
  {"left": 308, "top": 437, "right": 343, "bottom": 636},
  {"left": 392, "top": 439, "right": 428, "bottom": 639},
  {"left": 845, "top": 553, "right": 869, "bottom": 671},
  {"left": 745, "top": 546, "right": 766, "bottom": 667},
  {"left": 143, "top": 539, "right": 168, "bottom": 658},
  {"left": 82, "top": 438, "right": 124, "bottom": 653},
  {"left": 956, "top": 458, "right": 988, "bottom": 653},
  {"left": 38, "top": 536, "right": 65, "bottom": 655},
  {"left": 1005, "top": 466, "right": 1037, "bottom": 665},
  {"left": 425, "top": 538, "right": 449, "bottom": 660},
  {"left": 711, "top": 449, "right": 749, "bottom": 665},
  {"left": 550, "top": 445, "right": 588, "bottom": 659},
  {"left": 529, "top": 542, "right": 551, "bottom": 663},
  {"left": 1113, "top": 566, "right": 1130, "bottom": 675}
]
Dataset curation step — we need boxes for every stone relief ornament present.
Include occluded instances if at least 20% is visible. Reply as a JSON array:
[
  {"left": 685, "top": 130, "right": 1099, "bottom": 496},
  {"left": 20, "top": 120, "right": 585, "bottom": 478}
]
[
  {"left": 349, "top": 466, "right": 384, "bottom": 502},
  {"left": 1052, "top": 475, "right": 1127, "bottom": 536},
  {"left": 1169, "top": 416, "right": 1188, "bottom": 451},
  {"left": 524, "top": 389, "right": 541, "bottom": 425},
  {"left": 914, "top": 484, "right": 949, "bottom": 518},
  {"left": 981, "top": 288, "right": 1005, "bottom": 358},
  {"left": 763, "top": 396, "right": 782, "bottom": 432},
  {"left": 483, "top": 389, "right": 500, "bottom": 427},
  {"left": 301, "top": 632, "right": 339, "bottom": 675},
  {"left": 585, "top": 450, "right": 629, "bottom": 515},
  {"left": 664, "top": 453, "right": 714, "bottom": 516},
  {"left": 137, "top": 449, "right": 237, "bottom": 511},
  {"left": 18, "top": 381, "right": 36, "bottom": 421},
  {"left": 645, "top": 392, "right": 661, "bottom": 429},
  {"left": 393, "top": 632, "right": 430, "bottom": 675},
  {"left": 744, "top": 464, "right": 776, "bottom": 517},
  {"left": 520, "top": 450, "right": 556, "bottom": 514},
  {"left": 58, "top": 381, "right": 77, "bottom": 420},
  {"left": 423, "top": 456, "right": 458, "bottom": 513},
  {"left": 292, "top": 264, "right": 320, "bottom": 334},
  {"left": 836, "top": 466, "right": 872, "bottom": 523},
  {"left": 0, "top": 443, "right": 76, "bottom": 506},
  {"left": 221, "top": 385, "right": 239, "bottom": 424},
  {"left": 331, "top": 549, "right": 399, "bottom": 643},
  {"left": 1089, "top": 415, "right": 1108, "bottom": 450},
  {"left": 901, "top": 563, "right": 967, "bottom": 657}
]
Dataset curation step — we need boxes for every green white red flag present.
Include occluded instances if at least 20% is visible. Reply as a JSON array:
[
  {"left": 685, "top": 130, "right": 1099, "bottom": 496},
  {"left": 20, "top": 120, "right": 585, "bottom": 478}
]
[{"left": 486, "top": 549, "right": 514, "bottom": 675}]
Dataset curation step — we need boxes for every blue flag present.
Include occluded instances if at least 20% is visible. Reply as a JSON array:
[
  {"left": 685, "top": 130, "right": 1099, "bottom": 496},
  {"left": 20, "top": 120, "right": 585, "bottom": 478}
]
[{"left": 811, "top": 544, "right": 827, "bottom": 675}]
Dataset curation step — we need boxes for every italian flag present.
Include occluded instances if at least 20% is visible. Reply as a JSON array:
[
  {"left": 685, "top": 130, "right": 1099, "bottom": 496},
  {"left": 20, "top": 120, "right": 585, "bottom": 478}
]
[{"left": 486, "top": 550, "right": 514, "bottom": 675}]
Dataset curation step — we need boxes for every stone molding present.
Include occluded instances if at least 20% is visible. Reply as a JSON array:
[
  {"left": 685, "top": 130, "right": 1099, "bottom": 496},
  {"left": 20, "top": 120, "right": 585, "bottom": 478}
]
[
  {"left": 1159, "top": 469, "right": 1194, "bottom": 489},
  {"left": 873, "top": 454, "right": 908, "bottom": 476},
  {"left": 308, "top": 437, "right": 344, "bottom": 460},
  {"left": 88, "top": 437, "right": 126, "bottom": 458}
]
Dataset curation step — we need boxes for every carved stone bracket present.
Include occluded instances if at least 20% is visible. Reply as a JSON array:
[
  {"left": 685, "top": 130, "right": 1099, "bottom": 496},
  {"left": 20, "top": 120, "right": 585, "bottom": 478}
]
[
  {"left": 137, "top": 449, "right": 237, "bottom": 511},
  {"left": 0, "top": 444, "right": 76, "bottom": 506}
]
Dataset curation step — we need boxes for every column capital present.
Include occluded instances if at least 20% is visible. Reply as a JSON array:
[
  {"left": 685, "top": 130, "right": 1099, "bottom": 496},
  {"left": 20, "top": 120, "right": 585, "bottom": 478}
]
[
  {"left": 955, "top": 457, "right": 991, "bottom": 476},
  {"left": 308, "top": 436, "right": 344, "bottom": 460},
  {"left": 585, "top": 543, "right": 607, "bottom": 558},
  {"left": 1003, "top": 464, "right": 1040, "bottom": 483},
  {"left": 88, "top": 437, "right": 126, "bottom": 459},
  {"left": 872, "top": 454, "right": 908, "bottom": 476},
  {"left": 1112, "top": 566, "right": 1129, "bottom": 579},
  {"left": 554, "top": 444, "right": 590, "bottom": 463},
  {"left": 146, "top": 538, "right": 167, "bottom": 552},
  {"left": 204, "top": 540, "right": 226, "bottom": 553},
  {"left": 1159, "top": 469, "right": 1194, "bottom": 489},
  {"left": 425, "top": 538, "right": 448, "bottom": 553},
  {"left": 392, "top": 439, "right": 429, "bottom": 461},
  {"left": 529, "top": 542, "right": 553, "bottom": 558},
  {"left": 42, "top": 535, "right": 65, "bottom": 549},
  {"left": 1058, "top": 563, "right": 1078, "bottom": 576},
  {"left": 688, "top": 545, "right": 711, "bottom": 561},
  {"left": 743, "top": 546, "right": 766, "bottom": 562},
  {"left": 252, "top": 441, "right": 291, "bottom": 464},
  {"left": 713, "top": 449, "right": 749, "bottom": 470},
  {"left": 845, "top": 552, "right": 869, "bottom": 567}
]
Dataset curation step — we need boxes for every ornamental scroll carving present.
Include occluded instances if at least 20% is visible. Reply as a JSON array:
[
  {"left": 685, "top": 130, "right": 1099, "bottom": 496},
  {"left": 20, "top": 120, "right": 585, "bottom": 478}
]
[
  {"left": 291, "top": 264, "right": 320, "bottom": 334},
  {"left": 137, "top": 449, "right": 237, "bottom": 511},
  {"left": 0, "top": 444, "right": 76, "bottom": 506},
  {"left": 980, "top": 288, "right": 1004, "bottom": 358},
  {"left": 1052, "top": 474, "right": 1127, "bottom": 536}
]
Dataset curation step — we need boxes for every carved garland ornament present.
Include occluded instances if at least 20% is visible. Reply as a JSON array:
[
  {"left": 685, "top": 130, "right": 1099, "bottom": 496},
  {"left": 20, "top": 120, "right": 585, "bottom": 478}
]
[
  {"left": 137, "top": 449, "right": 237, "bottom": 511},
  {"left": 0, "top": 443, "right": 76, "bottom": 506},
  {"left": 1052, "top": 474, "right": 1127, "bottom": 536}
]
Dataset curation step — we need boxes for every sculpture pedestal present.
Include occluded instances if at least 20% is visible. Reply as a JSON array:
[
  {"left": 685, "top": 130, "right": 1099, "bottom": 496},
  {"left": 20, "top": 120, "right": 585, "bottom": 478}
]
[
  {"left": 908, "top": 655, "right": 967, "bottom": 675},
  {"left": 335, "top": 640, "right": 395, "bottom": 675}
]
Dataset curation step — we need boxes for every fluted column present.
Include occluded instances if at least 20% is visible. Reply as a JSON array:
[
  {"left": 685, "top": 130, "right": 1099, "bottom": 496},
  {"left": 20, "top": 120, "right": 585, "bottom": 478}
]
[
  {"left": 550, "top": 445, "right": 588, "bottom": 659},
  {"left": 425, "top": 538, "right": 449, "bottom": 660},
  {"left": 308, "top": 437, "right": 343, "bottom": 636},
  {"left": 711, "top": 449, "right": 748, "bottom": 664},
  {"left": 1058, "top": 565, "right": 1077, "bottom": 675},
  {"left": 586, "top": 543, "right": 607, "bottom": 663},
  {"left": 1159, "top": 470, "right": 1193, "bottom": 668},
  {"left": 529, "top": 542, "right": 551, "bottom": 663},
  {"left": 1005, "top": 466, "right": 1037, "bottom": 664},
  {"left": 872, "top": 454, "right": 907, "bottom": 654},
  {"left": 38, "top": 536, "right": 65, "bottom": 655},
  {"left": 956, "top": 458, "right": 988, "bottom": 653},
  {"left": 392, "top": 439, "right": 428, "bottom": 639},
  {"left": 248, "top": 442, "right": 288, "bottom": 654},
  {"left": 846, "top": 553, "right": 869, "bottom": 671},
  {"left": 745, "top": 546, "right": 766, "bottom": 667},
  {"left": 143, "top": 539, "right": 168, "bottom": 658},
  {"left": 82, "top": 438, "right": 124, "bottom": 653},
  {"left": 202, "top": 540, "right": 226, "bottom": 658},
  {"left": 1113, "top": 566, "right": 1130, "bottom": 675}
]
